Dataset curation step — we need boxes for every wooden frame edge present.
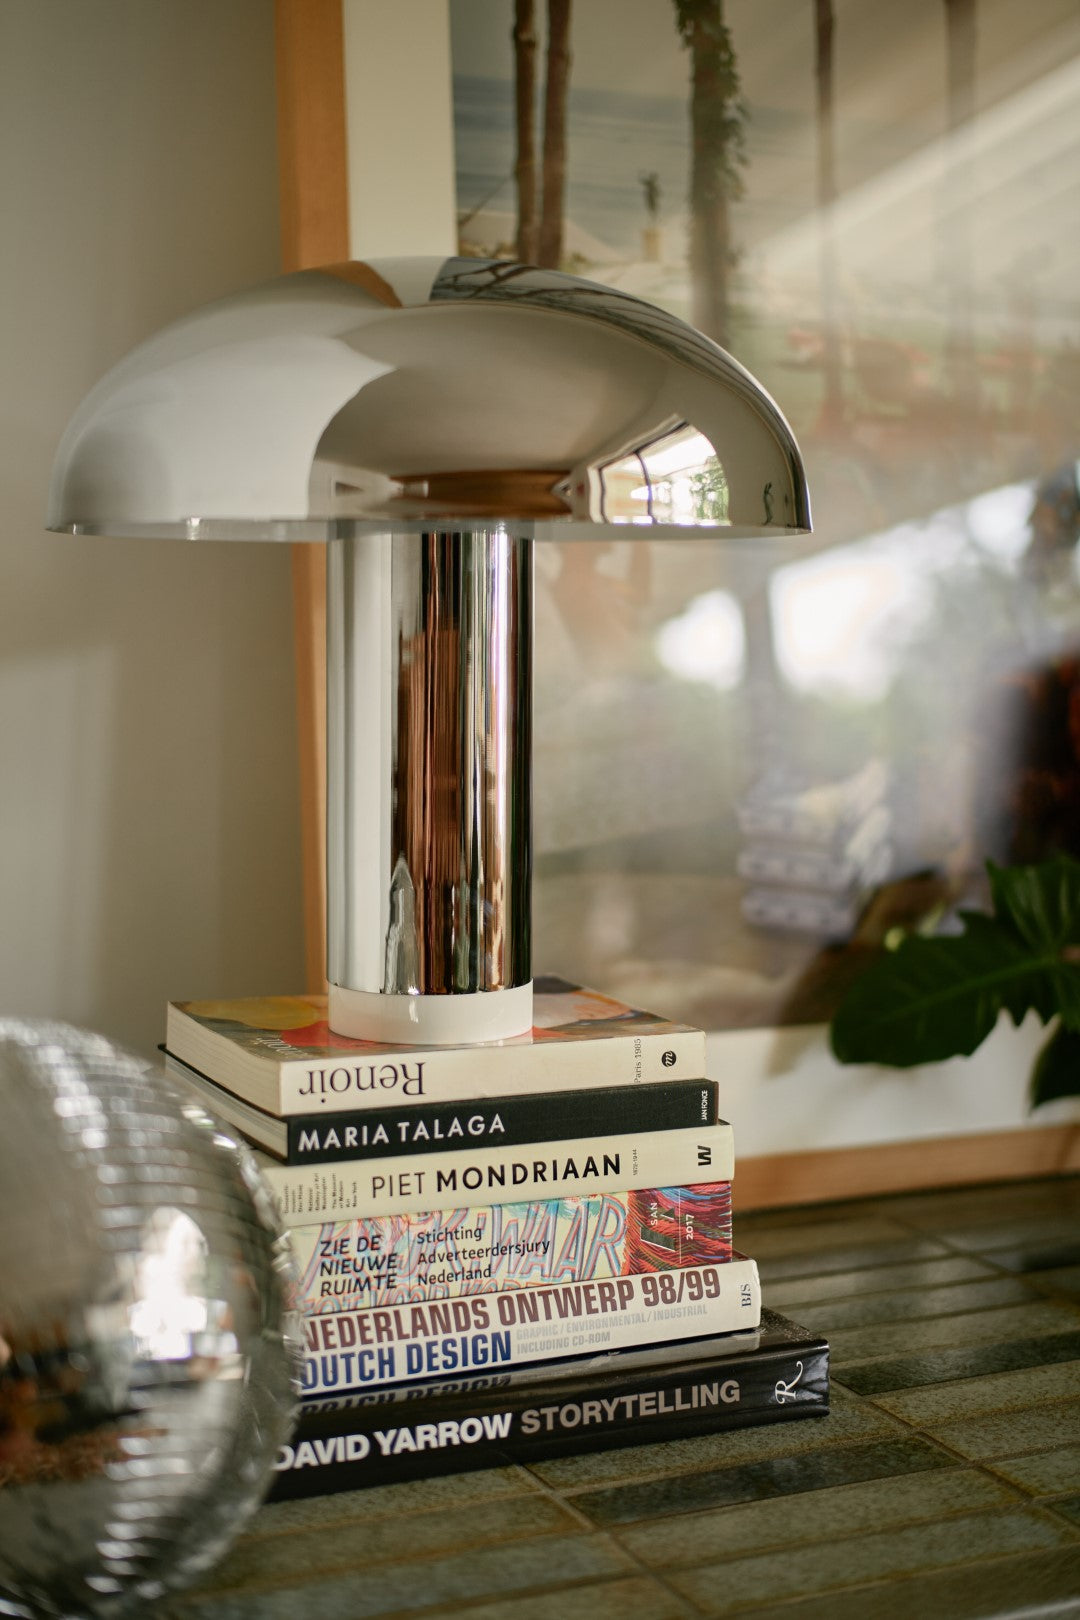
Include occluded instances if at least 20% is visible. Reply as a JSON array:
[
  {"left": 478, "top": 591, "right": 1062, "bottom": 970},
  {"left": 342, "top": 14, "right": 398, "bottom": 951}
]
[
  {"left": 737, "top": 1122, "right": 1080, "bottom": 1210},
  {"left": 275, "top": 0, "right": 350, "bottom": 991}
]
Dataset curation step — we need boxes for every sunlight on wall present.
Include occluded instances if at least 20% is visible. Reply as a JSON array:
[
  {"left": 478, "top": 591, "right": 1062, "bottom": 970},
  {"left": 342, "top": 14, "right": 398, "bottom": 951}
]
[
  {"left": 770, "top": 548, "right": 929, "bottom": 700},
  {"left": 966, "top": 481, "right": 1040, "bottom": 562},
  {"left": 769, "top": 480, "right": 1040, "bottom": 699},
  {"left": 751, "top": 49, "right": 1080, "bottom": 332},
  {"left": 655, "top": 588, "right": 746, "bottom": 690}
]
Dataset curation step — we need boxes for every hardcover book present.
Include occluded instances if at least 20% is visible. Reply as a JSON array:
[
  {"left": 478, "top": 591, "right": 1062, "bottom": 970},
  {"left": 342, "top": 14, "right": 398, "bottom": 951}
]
[
  {"left": 271, "top": 1308, "right": 828, "bottom": 1497},
  {"left": 736, "top": 759, "right": 889, "bottom": 845},
  {"left": 163, "top": 1050, "right": 717, "bottom": 1164},
  {"left": 736, "top": 803, "right": 892, "bottom": 891},
  {"left": 251, "top": 1121, "right": 734, "bottom": 1223},
  {"left": 164, "top": 975, "right": 707, "bottom": 1116},
  {"left": 287, "top": 1183, "right": 734, "bottom": 1313},
  {"left": 300, "top": 1254, "right": 761, "bottom": 1395}
]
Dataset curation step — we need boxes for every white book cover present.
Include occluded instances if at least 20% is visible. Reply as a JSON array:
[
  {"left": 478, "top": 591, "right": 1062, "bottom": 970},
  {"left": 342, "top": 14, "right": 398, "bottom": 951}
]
[
  {"left": 301, "top": 1256, "right": 762, "bottom": 1394},
  {"left": 255, "top": 1122, "right": 734, "bottom": 1224},
  {"left": 736, "top": 805, "right": 892, "bottom": 891},
  {"left": 165, "top": 975, "right": 706, "bottom": 1116}
]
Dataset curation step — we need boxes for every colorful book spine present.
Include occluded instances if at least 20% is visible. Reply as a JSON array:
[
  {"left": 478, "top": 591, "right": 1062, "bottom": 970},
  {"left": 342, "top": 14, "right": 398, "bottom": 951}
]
[
  {"left": 300, "top": 1255, "right": 761, "bottom": 1396},
  {"left": 272, "top": 1313, "right": 827, "bottom": 1496},
  {"left": 288, "top": 1184, "right": 733, "bottom": 1313},
  {"left": 255, "top": 1122, "right": 734, "bottom": 1224}
]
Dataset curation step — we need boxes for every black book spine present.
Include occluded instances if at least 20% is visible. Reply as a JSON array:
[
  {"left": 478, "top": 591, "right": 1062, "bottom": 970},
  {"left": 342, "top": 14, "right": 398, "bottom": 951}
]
[
  {"left": 285, "top": 1078, "right": 718, "bottom": 1164},
  {"left": 268, "top": 1338, "right": 829, "bottom": 1499}
]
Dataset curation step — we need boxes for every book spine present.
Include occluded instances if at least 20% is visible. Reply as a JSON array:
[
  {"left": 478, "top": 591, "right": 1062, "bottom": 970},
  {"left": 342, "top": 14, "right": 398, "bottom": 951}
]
[
  {"left": 261, "top": 1123, "right": 734, "bottom": 1224},
  {"left": 289, "top": 1183, "right": 734, "bottom": 1312},
  {"left": 300, "top": 1256, "right": 761, "bottom": 1396},
  {"left": 271, "top": 1333, "right": 827, "bottom": 1497},
  {"left": 285, "top": 1078, "right": 718, "bottom": 1165},
  {"left": 275, "top": 1025, "right": 708, "bottom": 1113}
]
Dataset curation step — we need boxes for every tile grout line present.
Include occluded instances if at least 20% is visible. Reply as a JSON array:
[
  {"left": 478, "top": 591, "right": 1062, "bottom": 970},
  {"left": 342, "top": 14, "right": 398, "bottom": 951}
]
[
  {"left": 602, "top": 1490, "right": 1064, "bottom": 1575},
  {"left": 689, "top": 1540, "right": 1080, "bottom": 1620},
  {"left": 853, "top": 1375, "right": 1080, "bottom": 1533},
  {"left": 170, "top": 1177, "right": 1080, "bottom": 1618}
]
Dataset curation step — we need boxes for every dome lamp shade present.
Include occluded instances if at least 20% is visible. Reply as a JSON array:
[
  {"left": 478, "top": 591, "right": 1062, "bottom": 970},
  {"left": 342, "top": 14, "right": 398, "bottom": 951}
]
[{"left": 48, "top": 257, "right": 811, "bottom": 1044}]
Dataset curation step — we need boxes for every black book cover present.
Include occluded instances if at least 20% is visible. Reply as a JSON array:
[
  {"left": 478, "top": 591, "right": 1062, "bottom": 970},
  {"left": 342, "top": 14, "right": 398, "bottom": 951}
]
[
  {"left": 269, "top": 1309, "right": 829, "bottom": 1498},
  {"left": 164, "top": 1048, "right": 717, "bottom": 1165},
  {"left": 285, "top": 1077, "right": 718, "bottom": 1163}
]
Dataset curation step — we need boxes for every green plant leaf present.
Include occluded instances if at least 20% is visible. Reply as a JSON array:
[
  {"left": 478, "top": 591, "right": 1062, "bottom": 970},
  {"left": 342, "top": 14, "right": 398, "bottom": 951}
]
[
  {"left": 1030, "top": 1023, "right": 1080, "bottom": 1108},
  {"left": 830, "top": 856, "right": 1080, "bottom": 1072},
  {"left": 987, "top": 857, "right": 1080, "bottom": 1031},
  {"left": 829, "top": 913, "right": 1043, "bottom": 1067},
  {"left": 988, "top": 855, "right": 1080, "bottom": 951}
]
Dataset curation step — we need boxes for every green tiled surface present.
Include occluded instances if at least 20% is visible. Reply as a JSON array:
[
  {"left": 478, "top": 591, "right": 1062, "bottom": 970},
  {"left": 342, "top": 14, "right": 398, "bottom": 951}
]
[
  {"left": 614, "top": 1465, "right": 1017, "bottom": 1564},
  {"left": 1029, "top": 1265, "right": 1080, "bottom": 1299},
  {"left": 836, "top": 1328, "right": 1080, "bottom": 1395},
  {"left": 870, "top": 1360, "right": 1080, "bottom": 1424},
  {"left": 667, "top": 1507, "right": 1074, "bottom": 1615},
  {"left": 723, "top": 1547, "right": 1080, "bottom": 1620},
  {"left": 909, "top": 1398, "right": 1080, "bottom": 1461},
  {"left": 785, "top": 1274, "right": 1038, "bottom": 1328},
  {"left": 827, "top": 1297, "right": 1080, "bottom": 1362},
  {"left": 765, "top": 1253, "right": 996, "bottom": 1308},
  {"left": 161, "top": 1173, "right": 1080, "bottom": 1620},
  {"left": 197, "top": 1493, "right": 582, "bottom": 1591},
  {"left": 546, "top": 1434, "right": 955, "bottom": 1526},
  {"left": 990, "top": 1443, "right": 1080, "bottom": 1495}
]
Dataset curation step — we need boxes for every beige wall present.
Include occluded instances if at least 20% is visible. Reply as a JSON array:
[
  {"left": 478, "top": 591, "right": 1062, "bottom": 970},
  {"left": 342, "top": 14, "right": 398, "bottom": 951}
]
[
  {"left": 0, "top": 1, "right": 305, "bottom": 1058},
  {"left": 344, "top": 0, "right": 458, "bottom": 258}
]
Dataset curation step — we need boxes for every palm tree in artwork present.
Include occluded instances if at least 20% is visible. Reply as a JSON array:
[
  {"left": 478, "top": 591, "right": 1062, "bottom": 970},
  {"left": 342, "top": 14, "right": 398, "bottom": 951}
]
[
  {"left": 513, "top": 0, "right": 539, "bottom": 262},
  {"left": 512, "top": 0, "right": 572, "bottom": 270},
  {"left": 538, "top": 0, "right": 572, "bottom": 268},
  {"left": 943, "top": 0, "right": 978, "bottom": 419},
  {"left": 814, "top": 0, "right": 845, "bottom": 430},
  {"left": 673, "top": 0, "right": 746, "bottom": 347}
]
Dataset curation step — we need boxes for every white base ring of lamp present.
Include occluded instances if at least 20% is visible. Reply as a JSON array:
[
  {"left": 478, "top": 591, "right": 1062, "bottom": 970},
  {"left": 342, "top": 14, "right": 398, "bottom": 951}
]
[{"left": 327, "top": 981, "right": 534, "bottom": 1046}]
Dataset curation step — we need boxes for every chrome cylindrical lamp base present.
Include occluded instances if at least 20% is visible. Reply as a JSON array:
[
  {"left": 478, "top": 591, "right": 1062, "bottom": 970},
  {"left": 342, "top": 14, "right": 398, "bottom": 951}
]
[
  {"left": 326, "top": 529, "right": 532, "bottom": 1043},
  {"left": 46, "top": 257, "right": 813, "bottom": 1049}
]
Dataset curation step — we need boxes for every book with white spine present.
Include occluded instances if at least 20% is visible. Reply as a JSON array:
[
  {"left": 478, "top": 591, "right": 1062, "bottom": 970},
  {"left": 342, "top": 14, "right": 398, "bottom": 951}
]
[
  {"left": 736, "top": 760, "right": 889, "bottom": 844},
  {"left": 272, "top": 1310, "right": 827, "bottom": 1496},
  {"left": 253, "top": 1121, "right": 734, "bottom": 1224},
  {"left": 736, "top": 804, "right": 892, "bottom": 891},
  {"left": 164, "top": 975, "right": 706, "bottom": 1116},
  {"left": 300, "top": 1254, "right": 761, "bottom": 1395}
]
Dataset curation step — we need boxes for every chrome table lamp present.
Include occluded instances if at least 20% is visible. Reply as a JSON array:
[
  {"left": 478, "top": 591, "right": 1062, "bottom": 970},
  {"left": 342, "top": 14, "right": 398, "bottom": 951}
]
[{"left": 47, "top": 257, "right": 810, "bottom": 1045}]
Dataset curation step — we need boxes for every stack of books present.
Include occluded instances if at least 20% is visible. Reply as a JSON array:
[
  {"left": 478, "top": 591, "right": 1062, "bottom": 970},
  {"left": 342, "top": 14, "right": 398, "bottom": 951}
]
[
  {"left": 737, "top": 760, "right": 892, "bottom": 940},
  {"left": 163, "top": 976, "right": 828, "bottom": 1497}
]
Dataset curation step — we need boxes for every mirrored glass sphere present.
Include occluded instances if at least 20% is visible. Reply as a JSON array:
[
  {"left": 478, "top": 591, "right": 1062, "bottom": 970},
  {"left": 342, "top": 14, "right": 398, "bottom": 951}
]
[{"left": 0, "top": 1020, "right": 300, "bottom": 1618}]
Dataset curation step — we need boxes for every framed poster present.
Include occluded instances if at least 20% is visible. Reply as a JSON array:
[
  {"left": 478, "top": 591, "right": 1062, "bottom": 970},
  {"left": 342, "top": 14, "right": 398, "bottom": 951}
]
[
  {"left": 283, "top": 1, "right": 1080, "bottom": 1193},
  {"left": 446, "top": 0, "right": 1080, "bottom": 1190},
  {"left": 450, "top": 0, "right": 1080, "bottom": 1022}
]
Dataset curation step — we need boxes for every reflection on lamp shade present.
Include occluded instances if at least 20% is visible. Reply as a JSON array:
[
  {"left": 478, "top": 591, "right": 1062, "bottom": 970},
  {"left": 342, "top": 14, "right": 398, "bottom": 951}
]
[{"left": 47, "top": 257, "right": 811, "bottom": 543}]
